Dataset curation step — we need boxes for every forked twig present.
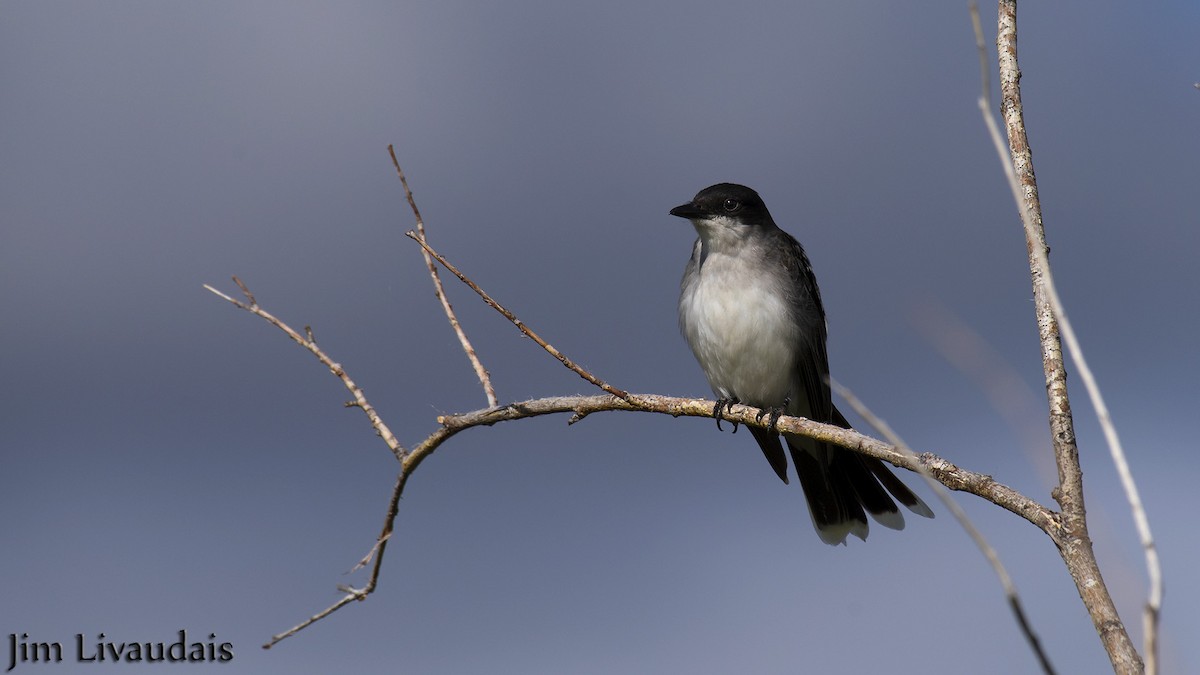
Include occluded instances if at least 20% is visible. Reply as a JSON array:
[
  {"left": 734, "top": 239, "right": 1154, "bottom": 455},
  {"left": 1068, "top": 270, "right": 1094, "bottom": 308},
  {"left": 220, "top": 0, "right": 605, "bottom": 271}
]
[
  {"left": 833, "top": 379, "right": 1055, "bottom": 675},
  {"left": 204, "top": 278, "right": 412, "bottom": 648},
  {"left": 405, "top": 232, "right": 631, "bottom": 401},
  {"left": 262, "top": 467, "right": 410, "bottom": 649},
  {"left": 388, "top": 146, "right": 498, "bottom": 408}
]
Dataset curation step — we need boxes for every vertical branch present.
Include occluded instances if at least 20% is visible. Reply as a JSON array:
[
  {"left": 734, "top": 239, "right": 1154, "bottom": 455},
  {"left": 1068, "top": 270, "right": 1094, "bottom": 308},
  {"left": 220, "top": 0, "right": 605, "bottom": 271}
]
[
  {"left": 994, "top": 1, "right": 1078, "bottom": 517},
  {"left": 987, "top": 2, "right": 1153, "bottom": 672},
  {"left": 388, "top": 145, "right": 499, "bottom": 408}
]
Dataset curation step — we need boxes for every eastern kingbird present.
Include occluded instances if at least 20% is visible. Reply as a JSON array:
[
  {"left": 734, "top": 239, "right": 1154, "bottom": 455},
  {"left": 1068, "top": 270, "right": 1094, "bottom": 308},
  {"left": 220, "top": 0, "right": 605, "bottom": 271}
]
[{"left": 671, "top": 183, "right": 933, "bottom": 545}]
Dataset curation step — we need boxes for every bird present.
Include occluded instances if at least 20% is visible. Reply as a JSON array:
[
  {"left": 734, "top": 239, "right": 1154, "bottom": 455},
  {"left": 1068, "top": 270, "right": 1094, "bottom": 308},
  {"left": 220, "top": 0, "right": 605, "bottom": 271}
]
[{"left": 671, "top": 182, "right": 932, "bottom": 545}]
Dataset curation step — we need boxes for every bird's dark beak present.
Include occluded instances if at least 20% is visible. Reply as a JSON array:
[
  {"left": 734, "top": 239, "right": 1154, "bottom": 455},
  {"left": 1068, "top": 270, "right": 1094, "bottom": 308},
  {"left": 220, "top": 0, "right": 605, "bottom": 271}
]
[{"left": 669, "top": 203, "right": 703, "bottom": 219}]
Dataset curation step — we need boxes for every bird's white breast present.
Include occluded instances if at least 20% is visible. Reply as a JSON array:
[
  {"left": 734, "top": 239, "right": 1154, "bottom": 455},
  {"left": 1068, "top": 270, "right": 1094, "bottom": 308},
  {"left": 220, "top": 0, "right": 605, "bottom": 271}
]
[{"left": 680, "top": 247, "right": 799, "bottom": 407}]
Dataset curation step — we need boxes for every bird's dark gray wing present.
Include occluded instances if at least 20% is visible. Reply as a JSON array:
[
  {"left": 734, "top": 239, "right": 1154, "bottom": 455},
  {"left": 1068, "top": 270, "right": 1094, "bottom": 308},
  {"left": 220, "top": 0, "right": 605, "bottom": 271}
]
[
  {"left": 773, "top": 229, "right": 934, "bottom": 540},
  {"left": 769, "top": 229, "right": 833, "bottom": 423}
]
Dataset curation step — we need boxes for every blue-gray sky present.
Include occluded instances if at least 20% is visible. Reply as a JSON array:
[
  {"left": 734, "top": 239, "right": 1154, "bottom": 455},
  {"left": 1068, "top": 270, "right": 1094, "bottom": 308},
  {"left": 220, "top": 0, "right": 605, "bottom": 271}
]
[{"left": 2, "top": 2, "right": 1197, "bottom": 673}]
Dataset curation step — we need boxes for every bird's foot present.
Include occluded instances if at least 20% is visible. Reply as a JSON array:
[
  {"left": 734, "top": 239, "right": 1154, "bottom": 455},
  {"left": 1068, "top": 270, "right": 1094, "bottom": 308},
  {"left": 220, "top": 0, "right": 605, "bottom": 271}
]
[
  {"left": 713, "top": 397, "right": 740, "bottom": 433},
  {"left": 754, "top": 397, "right": 790, "bottom": 434}
]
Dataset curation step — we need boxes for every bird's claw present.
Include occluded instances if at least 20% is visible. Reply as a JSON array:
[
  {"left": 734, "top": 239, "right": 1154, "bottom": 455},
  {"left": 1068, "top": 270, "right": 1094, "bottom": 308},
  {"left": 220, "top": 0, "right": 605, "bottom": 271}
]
[
  {"left": 755, "top": 397, "right": 789, "bottom": 434},
  {"left": 767, "top": 406, "right": 784, "bottom": 433},
  {"left": 713, "top": 398, "right": 740, "bottom": 433}
]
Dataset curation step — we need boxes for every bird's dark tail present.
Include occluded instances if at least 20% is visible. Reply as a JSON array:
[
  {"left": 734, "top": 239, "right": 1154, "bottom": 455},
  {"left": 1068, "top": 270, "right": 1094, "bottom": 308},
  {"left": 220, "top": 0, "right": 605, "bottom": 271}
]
[
  {"left": 744, "top": 406, "right": 932, "bottom": 545},
  {"left": 786, "top": 406, "right": 933, "bottom": 545}
]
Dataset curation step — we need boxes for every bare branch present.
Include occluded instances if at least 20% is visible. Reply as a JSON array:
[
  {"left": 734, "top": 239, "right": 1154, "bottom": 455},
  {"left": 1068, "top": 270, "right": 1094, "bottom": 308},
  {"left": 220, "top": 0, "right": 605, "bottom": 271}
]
[
  {"left": 247, "top": 384, "right": 1063, "bottom": 647},
  {"left": 405, "top": 232, "right": 631, "bottom": 401},
  {"left": 261, "top": 464, "right": 412, "bottom": 649},
  {"left": 388, "top": 146, "right": 498, "bottom": 408},
  {"left": 351, "top": 531, "right": 392, "bottom": 573},
  {"left": 976, "top": 2, "right": 1156, "bottom": 671},
  {"left": 833, "top": 378, "right": 1056, "bottom": 675},
  {"left": 399, "top": 393, "right": 1057, "bottom": 531},
  {"left": 263, "top": 589, "right": 365, "bottom": 649},
  {"left": 393, "top": 237, "right": 1051, "bottom": 526},
  {"left": 203, "top": 278, "right": 406, "bottom": 462},
  {"left": 205, "top": 279, "right": 418, "bottom": 647},
  {"left": 209, "top": 272, "right": 1066, "bottom": 647},
  {"left": 232, "top": 275, "right": 257, "bottom": 307},
  {"left": 994, "top": 1, "right": 1079, "bottom": 514}
]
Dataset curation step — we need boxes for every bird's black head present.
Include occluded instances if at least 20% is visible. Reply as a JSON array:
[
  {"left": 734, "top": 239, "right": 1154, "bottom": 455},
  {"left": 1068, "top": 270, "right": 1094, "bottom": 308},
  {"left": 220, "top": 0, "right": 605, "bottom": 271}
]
[{"left": 669, "top": 183, "right": 772, "bottom": 226}]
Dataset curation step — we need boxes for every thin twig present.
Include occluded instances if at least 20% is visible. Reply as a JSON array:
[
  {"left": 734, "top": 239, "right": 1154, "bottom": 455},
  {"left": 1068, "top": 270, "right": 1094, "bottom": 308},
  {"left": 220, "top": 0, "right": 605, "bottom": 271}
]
[
  {"left": 262, "top": 461, "right": 412, "bottom": 649},
  {"left": 388, "top": 146, "right": 498, "bottom": 408},
  {"left": 351, "top": 531, "right": 392, "bottom": 573},
  {"left": 207, "top": 278, "right": 410, "bottom": 648},
  {"left": 405, "top": 232, "right": 631, "bottom": 400},
  {"left": 833, "top": 379, "right": 1056, "bottom": 675},
  {"left": 976, "top": 2, "right": 1154, "bottom": 671},
  {"left": 203, "top": 278, "right": 406, "bottom": 462},
  {"left": 264, "top": 589, "right": 365, "bottom": 648}
]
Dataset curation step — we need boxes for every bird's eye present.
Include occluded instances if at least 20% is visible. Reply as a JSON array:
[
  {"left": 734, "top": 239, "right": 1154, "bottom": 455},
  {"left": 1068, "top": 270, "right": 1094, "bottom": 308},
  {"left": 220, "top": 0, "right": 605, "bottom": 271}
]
[{"left": 722, "top": 198, "right": 740, "bottom": 212}]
